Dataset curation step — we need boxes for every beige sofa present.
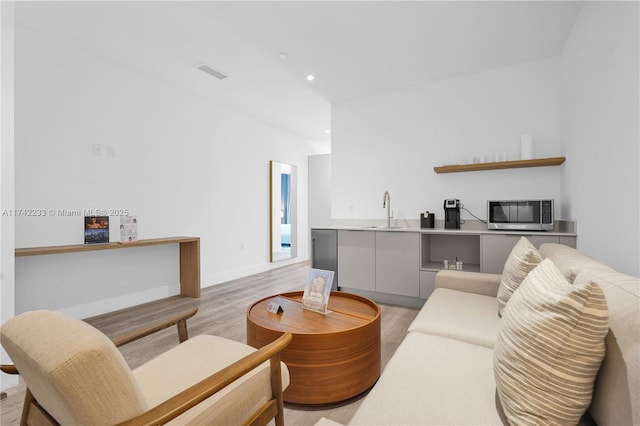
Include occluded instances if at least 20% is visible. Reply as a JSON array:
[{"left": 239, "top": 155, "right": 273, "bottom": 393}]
[{"left": 321, "top": 243, "right": 639, "bottom": 425}]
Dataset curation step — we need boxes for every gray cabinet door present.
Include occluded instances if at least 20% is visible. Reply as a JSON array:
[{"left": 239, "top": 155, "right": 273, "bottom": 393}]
[
  {"left": 559, "top": 236, "right": 577, "bottom": 248},
  {"left": 376, "top": 232, "right": 420, "bottom": 297},
  {"left": 338, "top": 230, "right": 376, "bottom": 291},
  {"left": 481, "top": 234, "right": 561, "bottom": 274},
  {"left": 419, "top": 270, "right": 437, "bottom": 299},
  {"left": 311, "top": 229, "right": 338, "bottom": 289}
]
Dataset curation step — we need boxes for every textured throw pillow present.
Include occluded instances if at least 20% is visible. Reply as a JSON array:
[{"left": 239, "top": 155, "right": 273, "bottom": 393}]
[
  {"left": 497, "top": 236, "right": 542, "bottom": 316},
  {"left": 494, "top": 259, "right": 609, "bottom": 425}
]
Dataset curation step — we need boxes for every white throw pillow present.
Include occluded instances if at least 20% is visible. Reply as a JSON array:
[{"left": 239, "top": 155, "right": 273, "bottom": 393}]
[
  {"left": 497, "top": 236, "right": 542, "bottom": 316},
  {"left": 494, "top": 259, "right": 609, "bottom": 425}
]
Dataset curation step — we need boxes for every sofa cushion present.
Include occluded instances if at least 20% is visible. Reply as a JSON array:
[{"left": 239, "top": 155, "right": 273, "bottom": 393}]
[
  {"left": 435, "top": 270, "right": 502, "bottom": 297},
  {"left": 494, "top": 259, "right": 609, "bottom": 425},
  {"left": 497, "top": 236, "right": 542, "bottom": 316},
  {"left": 133, "top": 334, "right": 290, "bottom": 426},
  {"left": 350, "top": 332, "right": 504, "bottom": 426},
  {"left": 538, "top": 243, "right": 614, "bottom": 282},
  {"left": 408, "top": 288, "right": 500, "bottom": 348}
]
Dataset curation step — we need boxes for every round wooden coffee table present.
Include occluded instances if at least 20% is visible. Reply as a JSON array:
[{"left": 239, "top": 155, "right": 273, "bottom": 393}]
[{"left": 246, "top": 291, "right": 381, "bottom": 405}]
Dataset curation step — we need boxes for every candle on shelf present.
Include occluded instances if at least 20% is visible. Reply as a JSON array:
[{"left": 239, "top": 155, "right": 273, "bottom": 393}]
[{"left": 520, "top": 134, "right": 534, "bottom": 160}]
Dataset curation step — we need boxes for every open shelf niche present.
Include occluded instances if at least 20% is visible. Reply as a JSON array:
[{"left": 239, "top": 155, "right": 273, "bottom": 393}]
[{"left": 420, "top": 233, "right": 480, "bottom": 272}]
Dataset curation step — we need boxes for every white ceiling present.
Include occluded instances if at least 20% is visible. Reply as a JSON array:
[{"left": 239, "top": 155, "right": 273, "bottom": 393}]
[{"left": 15, "top": 1, "right": 583, "bottom": 147}]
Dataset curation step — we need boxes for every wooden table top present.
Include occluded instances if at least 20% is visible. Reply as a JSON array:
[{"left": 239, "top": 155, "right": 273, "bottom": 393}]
[{"left": 247, "top": 291, "right": 379, "bottom": 335}]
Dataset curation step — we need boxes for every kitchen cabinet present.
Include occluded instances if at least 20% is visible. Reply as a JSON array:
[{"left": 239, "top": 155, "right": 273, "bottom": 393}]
[
  {"left": 376, "top": 231, "right": 419, "bottom": 297},
  {"left": 420, "top": 233, "right": 481, "bottom": 272},
  {"left": 480, "top": 234, "right": 577, "bottom": 274},
  {"left": 311, "top": 229, "right": 338, "bottom": 289},
  {"left": 337, "top": 230, "right": 376, "bottom": 291},
  {"left": 419, "top": 271, "right": 437, "bottom": 299},
  {"left": 321, "top": 225, "right": 576, "bottom": 307}
]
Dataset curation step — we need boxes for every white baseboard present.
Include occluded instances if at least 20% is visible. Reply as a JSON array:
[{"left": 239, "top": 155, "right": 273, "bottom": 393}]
[
  {"left": 203, "top": 256, "right": 308, "bottom": 288},
  {"left": 60, "top": 284, "right": 180, "bottom": 319}
]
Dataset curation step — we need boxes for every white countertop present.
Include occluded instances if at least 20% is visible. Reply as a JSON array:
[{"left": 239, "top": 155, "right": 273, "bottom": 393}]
[{"left": 311, "top": 219, "right": 577, "bottom": 236}]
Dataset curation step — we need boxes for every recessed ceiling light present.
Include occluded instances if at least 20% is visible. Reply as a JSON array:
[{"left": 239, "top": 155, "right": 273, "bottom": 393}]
[
  {"left": 306, "top": 75, "right": 315, "bottom": 81},
  {"left": 325, "top": 129, "right": 331, "bottom": 134}
]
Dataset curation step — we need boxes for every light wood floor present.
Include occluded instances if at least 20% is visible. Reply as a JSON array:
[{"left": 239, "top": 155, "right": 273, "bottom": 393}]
[{"left": 0, "top": 261, "right": 419, "bottom": 426}]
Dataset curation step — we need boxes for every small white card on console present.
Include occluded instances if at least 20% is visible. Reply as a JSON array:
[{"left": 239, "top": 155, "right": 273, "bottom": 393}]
[{"left": 267, "top": 302, "right": 284, "bottom": 314}]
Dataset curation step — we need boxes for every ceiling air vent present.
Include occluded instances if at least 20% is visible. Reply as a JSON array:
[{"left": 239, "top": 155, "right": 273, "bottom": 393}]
[{"left": 195, "top": 63, "right": 229, "bottom": 80}]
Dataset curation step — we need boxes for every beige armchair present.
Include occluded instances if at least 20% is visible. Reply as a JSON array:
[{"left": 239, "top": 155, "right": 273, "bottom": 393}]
[{"left": 0, "top": 309, "right": 291, "bottom": 426}]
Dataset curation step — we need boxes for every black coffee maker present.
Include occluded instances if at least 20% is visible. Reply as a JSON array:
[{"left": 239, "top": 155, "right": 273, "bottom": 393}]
[{"left": 444, "top": 199, "right": 461, "bottom": 229}]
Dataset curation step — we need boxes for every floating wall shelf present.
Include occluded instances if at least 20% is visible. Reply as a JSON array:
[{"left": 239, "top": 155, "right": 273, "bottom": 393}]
[{"left": 433, "top": 157, "right": 566, "bottom": 174}]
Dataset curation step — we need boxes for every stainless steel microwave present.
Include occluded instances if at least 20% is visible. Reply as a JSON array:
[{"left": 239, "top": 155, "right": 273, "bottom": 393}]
[{"left": 487, "top": 200, "right": 554, "bottom": 231}]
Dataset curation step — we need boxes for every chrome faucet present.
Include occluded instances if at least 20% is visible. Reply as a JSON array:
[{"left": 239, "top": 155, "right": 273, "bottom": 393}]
[{"left": 383, "top": 191, "right": 391, "bottom": 228}]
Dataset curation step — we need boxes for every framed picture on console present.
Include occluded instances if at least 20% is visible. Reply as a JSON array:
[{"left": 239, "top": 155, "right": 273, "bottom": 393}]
[
  {"left": 84, "top": 216, "right": 109, "bottom": 244},
  {"left": 302, "top": 268, "right": 334, "bottom": 313}
]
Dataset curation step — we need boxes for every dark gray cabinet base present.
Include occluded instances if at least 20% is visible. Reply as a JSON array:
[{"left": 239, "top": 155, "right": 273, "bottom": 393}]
[{"left": 311, "top": 229, "right": 339, "bottom": 290}]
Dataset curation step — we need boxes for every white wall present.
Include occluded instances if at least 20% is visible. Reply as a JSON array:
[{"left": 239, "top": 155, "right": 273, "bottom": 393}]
[
  {"left": 308, "top": 154, "right": 332, "bottom": 228},
  {"left": 561, "top": 1, "right": 639, "bottom": 276},
  {"left": 1, "top": 0, "right": 18, "bottom": 391},
  {"left": 330, "top": 2, "right": 639, "bottom": 276},
  {"left": 332, "top": 57, "right": 564, "bottom": 225},
  {"left": 12, "top": 24, "right": 317, "bottom": 317}
]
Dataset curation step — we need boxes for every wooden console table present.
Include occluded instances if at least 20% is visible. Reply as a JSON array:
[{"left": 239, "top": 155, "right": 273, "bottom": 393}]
[{"left": 15, "top": 237, "right": 201, "bottom": 298}]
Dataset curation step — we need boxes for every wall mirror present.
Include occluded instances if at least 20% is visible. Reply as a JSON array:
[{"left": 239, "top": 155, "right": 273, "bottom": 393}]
[{"left": 270, "top": 161, "right": 297, "bottom": 262}]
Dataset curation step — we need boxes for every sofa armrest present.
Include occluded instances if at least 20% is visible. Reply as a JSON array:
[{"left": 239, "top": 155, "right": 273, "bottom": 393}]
[{"left": 435, "top": 270, "right": 502, "bottom": 297}]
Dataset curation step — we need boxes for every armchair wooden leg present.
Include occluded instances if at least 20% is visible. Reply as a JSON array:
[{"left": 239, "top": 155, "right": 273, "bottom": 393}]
[
  {"left": 177, "top": 318, "right": 189, "bottom": 343},
  {"left": 270, "top": 354, "right": 285, "bottom": 426},
  {"left": 20, "top": 388, "right": 58, "bottom": 426},
  {"left": 20, "top": 388, "right": 33, "bottom": 426}
]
